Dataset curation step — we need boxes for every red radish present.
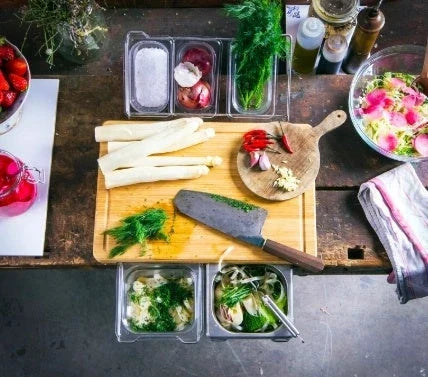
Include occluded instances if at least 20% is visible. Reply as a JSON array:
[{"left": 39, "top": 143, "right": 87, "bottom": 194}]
[
  {"left": 378, "top": 133, "right": 398, "bottom": 152},
  {"left": 405, "top": 109, "right": 420, "bottom": 125},
  {"left": 366, "top": 89, "right": 386, "bottom": 106},
  {"left": 182, "top": 48, "right": 212, "bottom": 75},
  {"left": 389, "top": 111, "right": 407, "bottom": 127},
  {"left": 382, "top": 97, "right": 394, "bottom": 108},
  {"left": 178, "top": 80, "right": 211, "bottom": 109},
  {"left": 413, "top": 134, "right": 428, "bottom": 157}
]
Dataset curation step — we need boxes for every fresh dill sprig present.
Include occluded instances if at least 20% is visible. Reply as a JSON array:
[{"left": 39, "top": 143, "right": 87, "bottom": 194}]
[
  {"left": 104, "top": 208, "right": 169, "bottom": 258},
  {"left": 225, "top": 0, "right": 289, "bottom": 110}
]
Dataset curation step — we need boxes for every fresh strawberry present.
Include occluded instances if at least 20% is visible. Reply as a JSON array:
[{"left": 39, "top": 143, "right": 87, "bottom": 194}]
[
  {"left": 0, "top": 45, "right": 14, "bottom": 61},
  {"left": 0, "top": 70, "right": 10, "bottom": 91},
  {"left": 8, "top": 73, "right": 27, "bottom": 92},
  {"left": 0, "top": 91, "right": 4, "bottom": 107},
  {"left": 1, "top": 91, "right": 17, "bottom": 108},
  {"left": 5, "top": 58, "right": 27, "bottom": 76}
]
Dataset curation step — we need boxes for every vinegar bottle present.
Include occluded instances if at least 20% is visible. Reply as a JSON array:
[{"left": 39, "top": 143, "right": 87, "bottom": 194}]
[
  {"left": 292, "top": 17, "right": 325, "bottom": 74},
  {"left": 316, "top": 34, "right": 348, "bottom": 74}
]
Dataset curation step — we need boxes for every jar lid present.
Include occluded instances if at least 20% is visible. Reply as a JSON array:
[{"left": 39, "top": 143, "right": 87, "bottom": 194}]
[
  {"left": 357, "top": 7, "right": 385, "bottom": 32},
  {"left": 313, "top": 0, "right": 359, "bottom": 24},
  {"left": 322, "top": 34, "right": 348, "bottom": 62},
  {"left": 0, "top": 150, "right": 23, "bottom": 198},
  {"left": 297, "top": 17, "right": 325, "bottom": 50}
]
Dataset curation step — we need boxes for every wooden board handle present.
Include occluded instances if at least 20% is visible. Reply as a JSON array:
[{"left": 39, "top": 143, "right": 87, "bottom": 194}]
[
  {"left": 263, "top": 239, "right": 325, "bottom": 273},
  {"left": 312, "top": 110, "right": 347, "bottom": 140}
]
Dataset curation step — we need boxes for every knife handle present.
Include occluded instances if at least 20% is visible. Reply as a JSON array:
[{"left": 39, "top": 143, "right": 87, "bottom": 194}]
[{"left": 263, "top": 239, "right": 324, "bottom": 273}]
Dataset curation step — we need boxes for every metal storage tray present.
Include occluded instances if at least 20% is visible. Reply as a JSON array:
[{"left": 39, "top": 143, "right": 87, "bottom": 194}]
[
  {"left": 124, "top": 31, "right": 291, "bottom": 120},
  {"left": 205, "top": 264, "right": 294, "bottom": 341}
]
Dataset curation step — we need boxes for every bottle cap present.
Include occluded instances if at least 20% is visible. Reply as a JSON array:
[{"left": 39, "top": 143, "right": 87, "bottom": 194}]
[
  {"left": 357, "top": 7, "right": 385, "bottom": 33},
  {"left": 297, "top": 17, "right": 325, "bottom": 50},
  {"left": 322, "top": 34, "right": 348, "bottom": 63}
]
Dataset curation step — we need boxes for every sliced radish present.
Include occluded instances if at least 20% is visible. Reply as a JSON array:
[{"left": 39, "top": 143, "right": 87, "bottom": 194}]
[
  {"left": 415, "top": 92, "right": 426, "bottom": 106},
  {"left": 405, "top": 109, "right": 420, "bottom": 125},
  {"left": 366, "top": 89, "right": 387, "bottom": 106},
  {"left": 363, "top": 104, "right": 383, "bottom": 119},
  {"left": 413, "top": 134, "right": 428, "bottom": 157},
  {"left": 389, "top": 78, "right": 406, "bottom": 88},
  {"left": 402, "top": 94, "right": 416, "bottom": 109},
  {"left": 382, "top": 97, "right": 394, "bottom": 108},
  {"left": 402, "top": 86, "right": 418, "bottom": 96},
  {"left": 389, "top": 111, "right": 407, "bottom": 127},
  {"left": 377, "top": 133, "right": 398, "bottom": 152}
]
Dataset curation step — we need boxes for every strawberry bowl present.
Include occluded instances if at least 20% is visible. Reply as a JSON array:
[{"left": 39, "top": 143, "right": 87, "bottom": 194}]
[{"left": 0, "top": 38, "right": 31, "bottom": 135}]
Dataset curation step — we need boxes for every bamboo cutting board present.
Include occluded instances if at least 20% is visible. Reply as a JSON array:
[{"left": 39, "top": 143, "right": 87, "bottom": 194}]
[{"left": 93, "top": 121, "right": 317, "bottom": 264}]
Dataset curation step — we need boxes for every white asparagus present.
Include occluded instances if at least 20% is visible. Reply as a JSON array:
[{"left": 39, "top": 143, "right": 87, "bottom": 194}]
[
  {"left": 104, "top": 165, "right": 210, "bottom": 189},
  {"left": 98, "top": 121, "right": 200, "bottom": 174},
  {"left": 107, "top": 128, "right": 216, "bottom": 153},
  {"left": 115, "top": 155, "right": 223, "bottom": 168},
  {"left": 95, "top": 117, "right": 203, "bottom": 142}
]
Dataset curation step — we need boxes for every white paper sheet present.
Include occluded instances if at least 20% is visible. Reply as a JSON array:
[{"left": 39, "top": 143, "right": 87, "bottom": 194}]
[{"left": 0, "top": 79, "right": 59, "bottom": 256}]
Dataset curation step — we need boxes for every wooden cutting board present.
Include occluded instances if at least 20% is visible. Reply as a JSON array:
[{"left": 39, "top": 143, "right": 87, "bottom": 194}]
[{"left": 93, "top": 121, "right": 317, "bottom": 264}]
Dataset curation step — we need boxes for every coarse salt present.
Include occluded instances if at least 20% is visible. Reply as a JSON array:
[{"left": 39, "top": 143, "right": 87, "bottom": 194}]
[{"left": 134, "top": 47, "right": 168, "bottom": 108}]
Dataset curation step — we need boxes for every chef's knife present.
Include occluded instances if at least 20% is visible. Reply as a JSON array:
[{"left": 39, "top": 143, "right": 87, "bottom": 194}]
[{"left": 174, "top": 190, "right": 324, "bottom": 273}]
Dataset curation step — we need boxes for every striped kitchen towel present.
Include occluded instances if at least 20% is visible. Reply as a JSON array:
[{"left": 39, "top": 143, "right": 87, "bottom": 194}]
[{"left": 358, "top": 163, "right": 428, "bottom": 303}]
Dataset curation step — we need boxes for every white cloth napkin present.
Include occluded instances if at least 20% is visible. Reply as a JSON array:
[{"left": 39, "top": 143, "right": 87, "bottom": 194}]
[{"left": 358, "top": 163, "right": 428, "bottom": 303}]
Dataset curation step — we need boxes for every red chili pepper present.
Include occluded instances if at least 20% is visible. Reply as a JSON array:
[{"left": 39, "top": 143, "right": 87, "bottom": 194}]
[
  {"left": 243, "top": 129, "right": 267, "bottom": 139},
  {"left": 281, "top": 135, "right": 293, "bottom": 153}
]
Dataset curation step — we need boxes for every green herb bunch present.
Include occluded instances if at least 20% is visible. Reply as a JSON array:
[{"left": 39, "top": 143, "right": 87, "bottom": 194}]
[
  {"left": 105, "top": 208, "right": 169, "bottom": 258},
  {"left": 225, "top": 0, "right": 289, "bottom": 110},
  {"left": 129, "top": 280, "right": 193, "bottom": 333},
  {"left": 19, "top": 0, "right": 107, "bottom": 66}
]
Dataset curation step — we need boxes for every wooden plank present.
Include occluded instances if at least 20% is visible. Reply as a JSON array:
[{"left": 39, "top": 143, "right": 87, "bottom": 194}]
[
  {"left": 1, "top": 1, "right": 427, "bottom": 75},
  {"left": 93, "top": 121, "right": 317, "bottom": 264}
]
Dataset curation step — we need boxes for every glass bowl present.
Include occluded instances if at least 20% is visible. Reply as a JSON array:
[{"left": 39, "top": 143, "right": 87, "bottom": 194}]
[{"left": 348, "top": 45, "right": 427, "bottom": 162}]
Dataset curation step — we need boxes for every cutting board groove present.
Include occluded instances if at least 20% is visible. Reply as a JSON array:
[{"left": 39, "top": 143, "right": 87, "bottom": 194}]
[{"left": 93, "top": 121, "right": 317, "bottom": 264}]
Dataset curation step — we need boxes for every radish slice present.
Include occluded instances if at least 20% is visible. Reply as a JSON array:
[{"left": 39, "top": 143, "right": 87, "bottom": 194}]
[
  {"left": 415, "top": 92, "right": 426, "bottom": 106},
  {"left": 405, "top": 109, "right": 420, "bottom": 126},
  {"left": 382, "top": 97, "right": 394, "bottom": 108},
  {"left": 363, "top": 104, "right": 383, "bottom": 119},
  {"left": 389, "top": 78, "right": 406, "bottom": 88},
  {"left": 414, "top": 134, "right": 428, "bottom": 157},
  {"left": 402, "top": 86, "right": 418, "bottom": 96},
  {"left": 366, "top": 89, "right": 387, "bottom": 106},
  {"left": 378, "top": 133, "right": 398, "bottom": 152},
  {"left": 402, "top": 94, "right": 416, "bottom": 109},
  {"left": 389, "top": 112, "right": 407, "bottom": 127}
]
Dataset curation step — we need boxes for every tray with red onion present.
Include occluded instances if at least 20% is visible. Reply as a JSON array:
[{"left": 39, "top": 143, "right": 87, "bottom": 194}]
[{"left": 124, "top": 32, "right": 291, "bottom": 120}]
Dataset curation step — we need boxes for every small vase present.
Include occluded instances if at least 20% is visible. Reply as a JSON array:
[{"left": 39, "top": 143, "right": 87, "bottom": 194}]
[{"left": 55, "top": 4, "right": 108, "bottom": 65}]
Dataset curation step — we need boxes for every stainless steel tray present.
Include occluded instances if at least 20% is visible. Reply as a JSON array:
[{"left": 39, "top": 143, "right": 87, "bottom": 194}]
[{"left": 205, "top": 264, "right": 294, "bottom": 341}]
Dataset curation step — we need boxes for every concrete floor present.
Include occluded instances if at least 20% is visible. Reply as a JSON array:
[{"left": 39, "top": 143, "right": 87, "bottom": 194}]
[{"left": 0, "top": 269, "right": 427, "bottom": 377}]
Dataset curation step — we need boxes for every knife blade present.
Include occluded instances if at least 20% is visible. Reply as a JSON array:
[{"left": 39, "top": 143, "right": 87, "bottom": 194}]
[{"left": 174, "top": 190, "right": 324, "bottom": 272}]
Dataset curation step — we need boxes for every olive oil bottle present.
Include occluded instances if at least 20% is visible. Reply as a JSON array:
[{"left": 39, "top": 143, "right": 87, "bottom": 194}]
[{"left": 292, "top": 17, "right": 325, "bottom": 74}]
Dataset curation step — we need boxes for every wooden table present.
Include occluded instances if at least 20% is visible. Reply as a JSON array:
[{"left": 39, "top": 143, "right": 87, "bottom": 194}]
[{"left": 0, "top": 0, "right": 426, "bottom": 271}]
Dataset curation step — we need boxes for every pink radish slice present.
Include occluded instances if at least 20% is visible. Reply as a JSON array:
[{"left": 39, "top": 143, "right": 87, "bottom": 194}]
[
  {"left": 389, "top": 112, "right": 407, "bottom": 127},
  {"left": 389, "top": 78, "right": 406, "bottom": 88},
  {"left": 402, "top": 86, "right": 418, "bottom": 96},
  {"left": 414, "top": 134, "right": 428, "bottom": 157},
  {"left": 415, "top": 92, "right": 426, "bottom": 106},
  {"left": 378, "top": 133, "right": 398, "bottom": 152},
  {"left": 405, "top": 109, "right": 420, "bottom": 125},
  {"left": 366, "top": 89, "right": 387, "bottom": 106},
  {"left": 382, "top": 97, "right": 394, "bottom": 108},
  {"left": 363, "top": 104, "right": 383, "bottom": 119},
  {"left": 402, "top": 94, "right": 416, "bottom": 109}
]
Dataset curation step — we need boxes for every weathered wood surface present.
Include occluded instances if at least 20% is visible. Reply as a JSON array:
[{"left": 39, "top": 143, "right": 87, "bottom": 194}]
[
  {"left": 0, "top": 0, "right": 389, "bottom": 9},
  {"left": 0, "top": 75, "right": 400, "bottom": 270},
  {"left": 0, "top": 2, "right": 426, "bottom": 270},
  {"left": 1, "top": 1, "right": 426, "bottom": 76}
]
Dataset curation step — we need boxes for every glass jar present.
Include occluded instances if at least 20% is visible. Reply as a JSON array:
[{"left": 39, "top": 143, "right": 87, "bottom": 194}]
[
  {"left": 55, "top": 1, "right": 108, "bottom": 65},
  {"left": 309, "top": 0, "right": 359, "bottom": 40},
  {"left": 0, "top": 150, "right": 43, "bottom": 217}
]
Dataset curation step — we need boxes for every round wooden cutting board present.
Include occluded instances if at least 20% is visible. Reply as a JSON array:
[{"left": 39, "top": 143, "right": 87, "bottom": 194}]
[{"left": 237, "top": 110, "right": 347, "bottom": 201}]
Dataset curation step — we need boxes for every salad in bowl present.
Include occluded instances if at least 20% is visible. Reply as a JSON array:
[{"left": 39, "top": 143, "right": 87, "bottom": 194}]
[{"left": 357, "top": 72, "right": 427, "bottom": 158}]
